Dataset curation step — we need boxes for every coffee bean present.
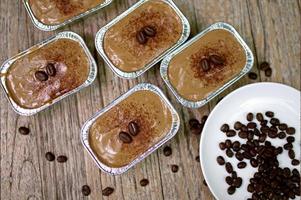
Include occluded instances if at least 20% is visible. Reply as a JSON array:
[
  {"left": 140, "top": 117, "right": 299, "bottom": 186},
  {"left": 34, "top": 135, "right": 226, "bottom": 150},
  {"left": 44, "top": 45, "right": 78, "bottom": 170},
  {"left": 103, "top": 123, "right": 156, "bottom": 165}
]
[
  {"left": 225, "top": 140, "right": 232, "bottom": 148},
  {"left": 235, "top": 152, "right": 244, "bottom": 161},
  {"left": 270, "top": 118, "right": 280, "bottom": 125},
  {"left": 233, "top": 177, "right": 242, "bottom": 188},
  {"left": 18, "top": 126, "right": 30, "bottom": 135},
  {"left": 268, "top": 130, "right": 277, "bottom": 138},
  {"left": 265, "top": 111, "right": 274, "bottom": 118},
  {"left": 247, "top": 122, "right": 257, "bottom": 129},
  {"left": 45, "top": 152, "right": 55, "bottom": 161},
  {"left": 219, "top": 142, "right": 226, "bottom": 150},
  {"left": 136, "top": 31, "right": 147, "bottom": 44},
  {"left": 200, "top": 58, "right": 210, "bottom": 72},
  {"left": 256, "top": 114, "right": 264, "bottom": 122},
  {"left": 226, "top": 176, "right": 233, "bottom": 185},
  {"left": 247, "top": 184, "right": 255, "bottom": 193},
  {"left": 278, "top": 131, "right": 286, "bottom": 139},
  {"left": 195, "top": 156, "right": 200, "bottom": 162},
  {"left": 291, "top": 159, "right": 300, "bottom": 166},
  {"left": 119, "top": 131, "right": 132, "bottom": 143},
  {"left": 209, "top": 54, "right": 225, "bottom": 65},
  {"left": 189, "top": 118, "right": 199, "bottom": 127},
  {"left": 284, "top": 143, "right": 293, "bottom": 150},
  {"left": 238, "top": 131, "right": 248, "bottom": 139},
  {"left": 265, "top": 67, "right": 272, "bottom": 77},
  {"left": 142, "top": 26, "right": 156, "bottom": 37},
  {"left": 46, "top": 63, "right": 56, "bottom": 76},
  {"left": 275, "top": 147, "right": 283, "bottom": 155},
  {"left": 201, "top": 115, "right": 208, "bottom": 124},
  {"left": 248, "top": 72, "right": 258, "bottom": 80},
  {"left": 190, "top": 123, "right": 203, "bottom": 135},
  {"left": 250, "top": 158, "right": 258, "bottom": 168},
  {"left": 247, "top": 113, "right": 254, "bottom": 121},
  {"left": 102, "top": 187, "right": 114, "bottom": 196},
  {"left": 232, "top": 141, "right": 240, "bottom": 152},
  {"left": 286, "top": 127, "right": 295, "bottom": 135},
  {"left": 226, "top": 149, "right": 234, "bottom": 158},
  {"left": 140, "top": 179, "right": 149, "bottom": 186},
  {"left": 82, "top": 185, "right": 91, "bottom": 196},
  {"left": 247, "top": 131, "right": 254, "bottom": 141},
  {"left": 163, "top": 146, "right": 172, "bottom": 157},
  {"left": 289, "top": 150, "right": 295, "bottom": 159},
  {"left": 217, "top": 156, "right": 225, "bottom": 165},
  {"left": 231, "top": 171, "right": 237, "bottom": 178},
  {"left": 171, "top": 165, "right": 179, "bottom": 173},
  {"left": 226, "top": 130, "right": 236, "bottom": 137},
  {"left": 227, "top": 186, "right": 236, "bottom": 195},
  {"left": 128, "top": 121, "right": 139, "bottom": 136},
  {"left": 241, "top": 125, "right": 248, "bottom": 132},
  {"left": 287, "top": 136, "right": 295, "bottom": 143},
  {"left": 259, "top": 61, "right": 270, "bottom": 71},
  {"left": 35, "top": 71, "right": 48, "bottom": 82},
  {"left": 234, "top": 121, "right": 242, "bottom": 130},
  {"left": 57, "top": 155, "right": 68, "bottom": 163},
  {"left": 237, "top": 161, "right": 247, "bottom": 169},
  {"left": 203, "top": 179, "right": 208, "bottom": 186},
  {"left": 220, "top": 124, "right": 229, "bottom": 132},
  {"left": 225, "top": 162, "right": 233, "bottom": 173},
  {"left": 278, "top": 123, "right": 287, "bottom": 131}
]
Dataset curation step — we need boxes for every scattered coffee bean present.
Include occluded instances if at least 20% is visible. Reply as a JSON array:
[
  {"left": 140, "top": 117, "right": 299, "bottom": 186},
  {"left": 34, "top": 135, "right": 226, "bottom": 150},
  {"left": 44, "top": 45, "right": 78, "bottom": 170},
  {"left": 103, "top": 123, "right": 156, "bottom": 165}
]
[
  {"left": 231, "top": 171, "right": 237, "bottom": 179},
  {"left": 200, "top": 58, "right": 210, "bottom": 72},
  {"left": 235, "top": 152, "right": 244, "bottom": 161},
  {"left": 288, "top": 150, "right": 295, "bottom": 159},
  {"left": 225, "top": 162, "right": 233, "bottom": 173},
  {"left": 219, "top": 142, "right": 226, "bottom": 150},
  {"left": 35, "top": 71, "right": 48, "bottom": 82},
  {"left": 226, "top": 130, "right": 236, "bottom": 137},
  {"left": 256, "top": 113, "right": 264, "bottom": 122},
  {"left": 234, "top": 121, "right": 242, "bottom": 130},
  {"left": 171, "top": 165, "right": 179, "bottom": 173},
  {"left": 102, "top": 187, "right": 114, "bottom": 196},
  {"left": 57, "top": 155, "right": 68, "bottom": 163},
  {"left": 201, "top": 115, "right": 208, "bottom": 124},
  {"left": 248, "top": 72, "right": 258, "bottom": 80},
  {"left": 217, "top": 156, "right": 225, "bottom": 165},
  {"left": 46, "top": 63, "right": 56, "bottom": 76},
  {"left": 209, "top": 54, "right": 225, "bottom": 65},
  {"left": 237, "top": 161, "right": 247, "bottom": 169},
  {"left": 238, "top": 131, "right": 248, "bottom": 139},
  {"left": 232, "top": 141, "right": 240, "bottom": 152},
  {"left": 287, "top": 136, "right": 295, "bottom": 143},
  {"left": 189, "top": 119, "right": 199, "bottom": 127},
  {"left": 247, "top": 122, "right": 257, "bottom": 129},
  {"left": 220, "top": 124, "right": 229, "bottom": 132},
  {"left": 284, "top": 143, "right": 293, "bottom": 150},
  {"left": 250, "top": 158, "right": 258, "bottom": 168},
  {"left": 265, "top": 111, "right": 274, "bottom": 118},
  {"left": 119, "top": 131, "right": 132, "bottom": 143},
  {"left": 140, "top": 179, "right": 149, "bottom": 187},
  {"left": 82, "top": 185, "right": 91, "bottom": 196},
  {"left": 195, "top": 156, "right": 200, "bottom": 162},
  {"left": 226, "top": 176, "right": 233, "bottom": 185},
  {"left": 45, "top": 152, "right": 55, "bottom": 161},
  {"left": 292, "top": 159, "right": 300, "bottom": 166},
  {"left": 233, "top": 177, "right": 242, "bottom": 188},
  {"left": 226, "top": 149, "right": 234, "bottom": 158},
  {"left": 270, "top": 118, "right": 280, "bottom": 125},
  {"left": 264, "top": 67, "right": 272, "bottom": 77},
  {"left": 128, "top": 121, "right": 139, "bottom": 136},
  {"left": 18, "top": 126, "right": 30, "bottom": 135},
  {"left": 190, "top": 123, "right": 203, "bottom": 135},
  {"left": 163, "top": 146, "right": 172, "bottom": 157},
  {"left": 278, "top": 131, "right": 286, "bottom": 139},
  {"left": 286, "top": 127, "right": 296, "bottom": 135},
  {"left": 259, "top": 61, "right": 270, "bottom": 71},
  {"left": 246, "top": 113, "right": 254, "bottom": 121},
  {"left": 136, "top": 31, "right": 147, "bottom": 44},
  {"left": 142, "top": 26, "right": 156, "bottom": 37},
  {"left": 225, "top": 140, "right": 232, "bottom": 148},
  {"left": 227, "top": 186, "right": 236, "bottom": 195}
]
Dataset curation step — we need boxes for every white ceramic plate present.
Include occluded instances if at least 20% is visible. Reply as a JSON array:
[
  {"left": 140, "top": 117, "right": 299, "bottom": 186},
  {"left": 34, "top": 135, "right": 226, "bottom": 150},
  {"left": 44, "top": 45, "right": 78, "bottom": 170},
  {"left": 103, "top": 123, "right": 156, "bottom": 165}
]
[{"left": 200, "top": 82, "right": 300, "bottom": 200}]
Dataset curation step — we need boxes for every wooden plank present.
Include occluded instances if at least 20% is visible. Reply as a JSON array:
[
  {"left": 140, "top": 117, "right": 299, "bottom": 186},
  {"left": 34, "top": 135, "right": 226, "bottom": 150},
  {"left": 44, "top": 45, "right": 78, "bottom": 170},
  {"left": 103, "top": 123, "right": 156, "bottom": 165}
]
[{"left": 0, "top": 0, "right": 300, "bottom": 200}]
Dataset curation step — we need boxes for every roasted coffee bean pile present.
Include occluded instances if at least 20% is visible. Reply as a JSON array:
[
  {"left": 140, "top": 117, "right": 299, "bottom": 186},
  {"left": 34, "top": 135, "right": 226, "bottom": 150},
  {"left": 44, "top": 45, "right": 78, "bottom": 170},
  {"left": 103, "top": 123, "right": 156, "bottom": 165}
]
[
  {"left": 189, "top": 115, "right": 208, "bottom": 135},
  {"left": 118, "top": 121, "right": 140, "bottom": 144},
  {"left": 217, "top": 111, "right": 300, "bottom": 199}
]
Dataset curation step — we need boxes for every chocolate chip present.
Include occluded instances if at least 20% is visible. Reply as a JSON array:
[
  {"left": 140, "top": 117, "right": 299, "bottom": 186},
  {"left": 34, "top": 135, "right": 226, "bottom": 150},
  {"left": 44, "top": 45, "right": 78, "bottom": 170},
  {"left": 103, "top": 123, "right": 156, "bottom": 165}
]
[
  {"left": 140, "top": 179, "right": 149, "bottom": 186},
  {"left": 45, "top": 152, "right": 55, "bottom": 161},
  {"left": 264, "top": 67, "right": 272, "bottom": 77},
  {"left": 163, "top": 146, "right": 172, "bottom": 157},
  {"left": 18, "top": 126, "right": 30, "bottom": 135},
  {"left": 35, "top": 71, "right": 48, "bottom": 82},
  {"left": 142, "top": 26, "right": 156, "bottom": 37},
  {"left": 46, "top": 63, "right": 56, "bottom": 76},
  {"left": 119, "top": 131, "right": 132, "bottom": 143},
  {"left": 171, "top": 165, "right": 179, "bottom": 173},
  {"left": 200, "top": 58, "right": 210, "bottom": 72},
  {"left": 57, "top": 155, "right": 68, "bottom": 163},
  {"left": 259, "top": 61, "right": 270, "bottom": 71},
  {"left": 102, "top": 187, "right": 114, "bottom": 196},
  {"left": 209, "top": 54, "right": 225, "bottom": 65},
  {"left": 128, "top": 121, "right": 139, "bottom": 136},
  {"left": 248, "top": 72, "right": 258, "bottom": 80},
  {"left": 220, "top": 124, "right": 229, "bottom": 132},
  {"left": 82, "top": 185, "right": 91, "bottom": 196},
  {"left": 136, "top": 31, "right": 147, "bottom": 44},
  {"left": 247, "top": 113, "right": 254, "bottom": 121},
  {"left": 237, "top": 161, "right": 247, "bottom": 169}
]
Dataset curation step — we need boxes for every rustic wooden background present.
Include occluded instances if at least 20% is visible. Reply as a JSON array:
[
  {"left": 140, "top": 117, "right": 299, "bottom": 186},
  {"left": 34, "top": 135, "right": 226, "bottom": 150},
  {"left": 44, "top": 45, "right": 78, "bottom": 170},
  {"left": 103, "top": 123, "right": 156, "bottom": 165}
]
[{"left": 0, "top": 0, "right": 300, "bottom": 200}]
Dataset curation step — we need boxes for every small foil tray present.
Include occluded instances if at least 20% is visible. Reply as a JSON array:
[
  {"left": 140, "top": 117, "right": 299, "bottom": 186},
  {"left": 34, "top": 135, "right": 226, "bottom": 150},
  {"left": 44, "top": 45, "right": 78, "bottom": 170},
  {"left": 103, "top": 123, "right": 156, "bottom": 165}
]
[
  {"left": 23, "top": 0, "right": 113, "bottom": 31},
  {"left": 95, "top": 0, "right": 190, "bottom": 79},
  {"left": 0, "top": 31, "right": 97, "bottom": 116},
  {"left": 160, "top": 22, "right": 254, "bottom": 108},
  {"left": 81, "top": 83, "right": 180, "bottom": 175}
]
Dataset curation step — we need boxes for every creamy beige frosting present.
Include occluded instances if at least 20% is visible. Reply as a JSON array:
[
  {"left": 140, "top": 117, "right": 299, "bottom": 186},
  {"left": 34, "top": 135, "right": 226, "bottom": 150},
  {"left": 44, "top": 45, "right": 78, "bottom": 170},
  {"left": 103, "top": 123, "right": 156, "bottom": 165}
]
[
  {"left": 168, "top": 29, "right": 247, "bottom": 102},
  {"left": 103, "top": 0, "right": 183, "bottom": 72},
  {"left": 28, "top": 0, "right": 104, "bottom": 25},
  {"left": 5, "top": 38, "right": 90, "bottom": 109},
  {"left": 89, "top": 90, "right": 173, "bottom": 168}
]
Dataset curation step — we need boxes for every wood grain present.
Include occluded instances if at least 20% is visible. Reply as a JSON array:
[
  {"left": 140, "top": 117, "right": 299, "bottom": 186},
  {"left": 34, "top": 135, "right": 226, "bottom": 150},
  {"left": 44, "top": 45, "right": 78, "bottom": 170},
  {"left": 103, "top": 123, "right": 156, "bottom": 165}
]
[{"left": 0, "top": 0, "right": 300, "bottom": 200}]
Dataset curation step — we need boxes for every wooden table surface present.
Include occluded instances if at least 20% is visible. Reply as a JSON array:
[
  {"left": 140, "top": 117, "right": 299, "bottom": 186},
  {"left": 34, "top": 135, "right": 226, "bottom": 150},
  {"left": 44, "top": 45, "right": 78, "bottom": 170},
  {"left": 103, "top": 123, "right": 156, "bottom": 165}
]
[{"left": 0, "top": 0, "right": 300, "bottom": 200}]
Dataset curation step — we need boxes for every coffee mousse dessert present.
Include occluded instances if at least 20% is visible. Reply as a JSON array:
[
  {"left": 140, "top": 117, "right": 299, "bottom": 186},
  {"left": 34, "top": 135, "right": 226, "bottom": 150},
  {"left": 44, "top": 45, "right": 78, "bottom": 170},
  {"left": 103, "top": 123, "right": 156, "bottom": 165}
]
[
  {"left": 5, "top": 38, "right": 90, "bottom": 109},
  {"left": 168, "top": 29, "right": 247, "bottom": 102},
  {"left": 28, "top": 0, "right": 105, "bottom": 25},
  {"left": 89, "top": 90, "right": 173, "bottom": 168},
  {"left": 103, "top": 0, "right": 183, "bottom": 72}
]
